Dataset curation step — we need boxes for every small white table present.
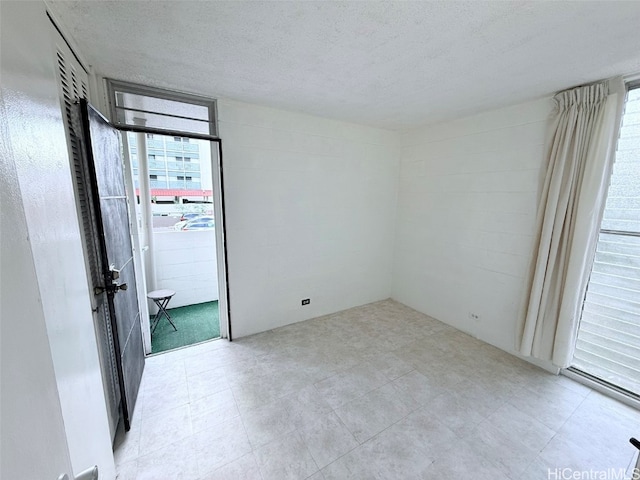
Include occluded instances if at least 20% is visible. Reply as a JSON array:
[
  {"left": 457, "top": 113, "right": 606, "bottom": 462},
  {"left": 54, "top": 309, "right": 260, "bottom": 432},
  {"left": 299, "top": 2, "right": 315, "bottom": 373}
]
[{"left": 147, "top": 289, "right": 177, "bottom": 334}]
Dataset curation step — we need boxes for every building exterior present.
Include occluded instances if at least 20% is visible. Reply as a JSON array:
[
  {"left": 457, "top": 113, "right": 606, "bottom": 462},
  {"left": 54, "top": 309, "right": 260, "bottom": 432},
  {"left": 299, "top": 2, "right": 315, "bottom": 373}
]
[{"left": 127, "top": 133, "right": 214, "bottom": 216}]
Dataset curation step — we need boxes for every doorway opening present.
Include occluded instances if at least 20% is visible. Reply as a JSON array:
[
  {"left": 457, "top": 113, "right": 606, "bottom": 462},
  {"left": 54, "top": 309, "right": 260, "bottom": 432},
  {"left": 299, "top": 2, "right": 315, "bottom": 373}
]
[
  {"left": 570, "top": 84, "right": 640, "bottom": 399},
  {"left": 126, "top": 132, "right": 221, "bottom": 353},
  {"left": 107, "top": 80, "right": 230, "bottom": 356}
]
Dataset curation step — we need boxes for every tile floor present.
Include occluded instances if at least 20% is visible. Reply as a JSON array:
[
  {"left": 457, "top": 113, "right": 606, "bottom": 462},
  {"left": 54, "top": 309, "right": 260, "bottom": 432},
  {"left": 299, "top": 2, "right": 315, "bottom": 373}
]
[{"left": 114, "top": 299, "right": 640, "bottom": 480}]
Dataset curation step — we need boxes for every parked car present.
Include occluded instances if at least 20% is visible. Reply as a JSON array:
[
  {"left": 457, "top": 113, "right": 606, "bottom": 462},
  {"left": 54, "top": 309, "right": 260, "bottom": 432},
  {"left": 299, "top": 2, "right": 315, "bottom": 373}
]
[
  {"left": 181, "top": 216, "right": 215, "bottom": 230},
  {"left": 179, "top": 212, "right": 202, "bottom": 222},
  {"left": 174, "top": 213, "right": 208, "bottom": 230},
  {"left": 173, "top": 220, "right": 187, "bottom": 230}
]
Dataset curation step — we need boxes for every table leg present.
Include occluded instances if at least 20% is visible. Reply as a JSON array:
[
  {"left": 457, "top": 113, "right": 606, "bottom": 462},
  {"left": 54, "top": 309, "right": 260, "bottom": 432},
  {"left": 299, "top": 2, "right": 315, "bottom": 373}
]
[{"left": 151, "top": 297, "right": 177, "bottom": 334}]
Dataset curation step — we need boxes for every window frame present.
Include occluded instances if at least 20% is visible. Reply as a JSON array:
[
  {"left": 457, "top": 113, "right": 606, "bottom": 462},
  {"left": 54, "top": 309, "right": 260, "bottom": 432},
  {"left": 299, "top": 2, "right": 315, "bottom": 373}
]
[{"left": 106, "top": 79, "right": 218, "bottom": 138}]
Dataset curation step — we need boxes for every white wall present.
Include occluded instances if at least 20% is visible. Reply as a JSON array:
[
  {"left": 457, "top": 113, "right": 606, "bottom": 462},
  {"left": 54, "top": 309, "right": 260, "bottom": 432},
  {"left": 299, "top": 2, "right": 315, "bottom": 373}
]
[
  {"left": 1, "top": 8, "right": 74, "bottom": 479},
  {"left": 0, "top": 2, "right": 115, "bottom": 478},
  {"left": 218, "top": 100, "right": 400, "bottom": 338},
  {"left": 392, "top": 98, "right": 555, "bottom": 356},
  {"left": 0, "top": 128, "right": 74, "bottom": 478},
  {"left": 154, "top": 229, "right": 219, "bottom": 308}
]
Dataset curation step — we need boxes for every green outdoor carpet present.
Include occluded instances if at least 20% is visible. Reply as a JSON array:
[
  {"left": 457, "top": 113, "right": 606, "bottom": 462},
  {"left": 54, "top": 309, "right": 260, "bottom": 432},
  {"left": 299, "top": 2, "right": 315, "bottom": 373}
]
[{"left": 151, "top": 300, "right": 220, "bottom": 354}]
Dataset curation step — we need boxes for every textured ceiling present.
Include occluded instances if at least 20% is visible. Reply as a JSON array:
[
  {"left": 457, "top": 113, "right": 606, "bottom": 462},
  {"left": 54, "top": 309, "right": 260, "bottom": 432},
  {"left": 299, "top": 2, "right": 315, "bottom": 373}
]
[{"left": 48, "top": 1, "right": 640, "bottom": 130}]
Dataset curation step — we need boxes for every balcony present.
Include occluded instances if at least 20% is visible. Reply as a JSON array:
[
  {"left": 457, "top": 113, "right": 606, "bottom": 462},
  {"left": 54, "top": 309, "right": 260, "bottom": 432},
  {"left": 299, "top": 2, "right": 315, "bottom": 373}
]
[
  {"left": 127, "top": 133, "right": 218, "bottom": 354},
  {"left": 146, "top": 138, "right": 164, "bottom": 149},
  {"left": 148, "top": 159, "right": 167, "bottom": 169},
  {"left": 164, "top": 161, "right": 184, "bottom": 171},
  {"left": 148, "top": 216, "right": 220, "bottom": 353},
  {"left": 166, "top": 161, "right": 203, "bottom": 173},
  {"left": 164, "top": 140, "right": 199, "bottom": 153}
]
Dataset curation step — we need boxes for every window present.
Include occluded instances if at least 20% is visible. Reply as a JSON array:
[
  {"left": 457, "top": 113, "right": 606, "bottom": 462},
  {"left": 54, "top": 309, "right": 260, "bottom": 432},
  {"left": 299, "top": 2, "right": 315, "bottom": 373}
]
[
  {"left": 107, "top": 79, "right": 218, "bottom": 137},
  {"left": 107, "top": 80, "right": 218, "bottom": 236},
  {"left": 572, "top": 85, "right": 640, "bottom": 397}
]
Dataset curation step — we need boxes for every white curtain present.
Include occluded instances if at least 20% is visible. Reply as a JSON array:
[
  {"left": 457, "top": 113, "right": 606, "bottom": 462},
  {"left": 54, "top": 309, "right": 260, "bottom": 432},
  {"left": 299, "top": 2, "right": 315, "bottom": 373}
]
[{"left": 519, "top": 80, "right": 623, "bottom": 368}]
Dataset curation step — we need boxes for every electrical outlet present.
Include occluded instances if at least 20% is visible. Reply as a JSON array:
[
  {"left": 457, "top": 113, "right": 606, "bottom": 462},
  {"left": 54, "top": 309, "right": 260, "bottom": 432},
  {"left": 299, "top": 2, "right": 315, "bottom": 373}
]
[
  {"left": 469, "top": 312, "right": 480, "bottom": 320},
  {"left": 301, "top": 298, "right": 310, "bottom": 306}
]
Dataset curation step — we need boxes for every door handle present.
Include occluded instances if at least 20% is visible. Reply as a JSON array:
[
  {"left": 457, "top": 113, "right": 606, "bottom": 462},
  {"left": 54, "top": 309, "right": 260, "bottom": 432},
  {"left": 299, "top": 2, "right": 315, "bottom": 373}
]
[
  {"left": 109, "top": 265, "right": 127, "bottom": 292},
  {"left": 94, "top": 265, "right": 127, "bottom": 295},
  {"left": 94, "top": 281, "right": 127, "bottom": 295}
]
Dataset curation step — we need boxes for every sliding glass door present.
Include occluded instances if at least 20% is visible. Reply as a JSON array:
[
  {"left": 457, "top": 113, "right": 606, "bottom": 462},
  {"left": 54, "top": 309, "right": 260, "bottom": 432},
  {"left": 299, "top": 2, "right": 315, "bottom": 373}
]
[{"left": 572, "top": 85, "right": 640, "bottom": 397}]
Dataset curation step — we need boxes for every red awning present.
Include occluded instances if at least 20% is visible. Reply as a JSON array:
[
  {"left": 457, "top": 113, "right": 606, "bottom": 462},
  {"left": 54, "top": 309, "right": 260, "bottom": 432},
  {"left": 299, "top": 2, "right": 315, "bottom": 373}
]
[{"left": 135, "top": 189, "right": 213, "bottom": 197}]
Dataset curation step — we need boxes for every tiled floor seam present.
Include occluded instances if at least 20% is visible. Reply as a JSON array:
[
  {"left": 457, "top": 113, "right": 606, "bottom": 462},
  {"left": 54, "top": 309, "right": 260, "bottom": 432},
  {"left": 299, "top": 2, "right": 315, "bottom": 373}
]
[
  {"left": 325, "top": 398, "right": 443, "bottom": 467},
  {"left": 554, "top": 389, "right": 591, "bottom": 432}
]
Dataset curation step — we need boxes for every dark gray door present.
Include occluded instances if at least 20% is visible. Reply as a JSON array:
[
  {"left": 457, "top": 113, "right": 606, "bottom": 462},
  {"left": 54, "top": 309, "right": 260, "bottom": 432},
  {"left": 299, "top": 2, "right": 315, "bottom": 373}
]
[{"left": 75, "top": 99, "right": 145, "bottom": 431}]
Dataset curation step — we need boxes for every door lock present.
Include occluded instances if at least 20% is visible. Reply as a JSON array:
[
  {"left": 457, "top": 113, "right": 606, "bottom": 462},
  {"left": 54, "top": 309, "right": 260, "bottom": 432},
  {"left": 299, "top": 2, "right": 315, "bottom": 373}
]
[
  {"left": 111, "top": 268, "right": 120, "bottom": 280},
  {"left": 94, "top": 281, "right": 128, "bottom": 295},
  {"left": 94, "top": 265, "right": 127, "bottom": 295}
]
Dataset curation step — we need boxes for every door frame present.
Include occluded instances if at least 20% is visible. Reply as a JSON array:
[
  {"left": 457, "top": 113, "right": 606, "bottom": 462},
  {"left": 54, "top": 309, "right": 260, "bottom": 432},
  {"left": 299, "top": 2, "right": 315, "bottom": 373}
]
[
  {"left": 563, "top": 78, "right": 639, "bottom": 409},
  {"left": 105, "top": 79, "right": 232, "bottom": 346},
  {"left": 114, "top": 124, "right": 232, "bottom": 344}
]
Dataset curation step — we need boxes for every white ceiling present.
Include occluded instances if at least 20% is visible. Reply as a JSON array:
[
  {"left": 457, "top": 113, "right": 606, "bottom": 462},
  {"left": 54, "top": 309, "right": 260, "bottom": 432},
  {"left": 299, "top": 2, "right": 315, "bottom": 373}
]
[{"left": 49, "top": 1, "right": 640, "bottom": 130}]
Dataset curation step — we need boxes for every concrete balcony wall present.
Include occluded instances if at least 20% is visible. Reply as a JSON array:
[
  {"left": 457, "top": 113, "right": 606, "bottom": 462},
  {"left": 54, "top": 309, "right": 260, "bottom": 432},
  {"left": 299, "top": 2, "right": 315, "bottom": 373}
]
[{"left": 153, "top": 229, "right": 219, "bottom": 308}]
